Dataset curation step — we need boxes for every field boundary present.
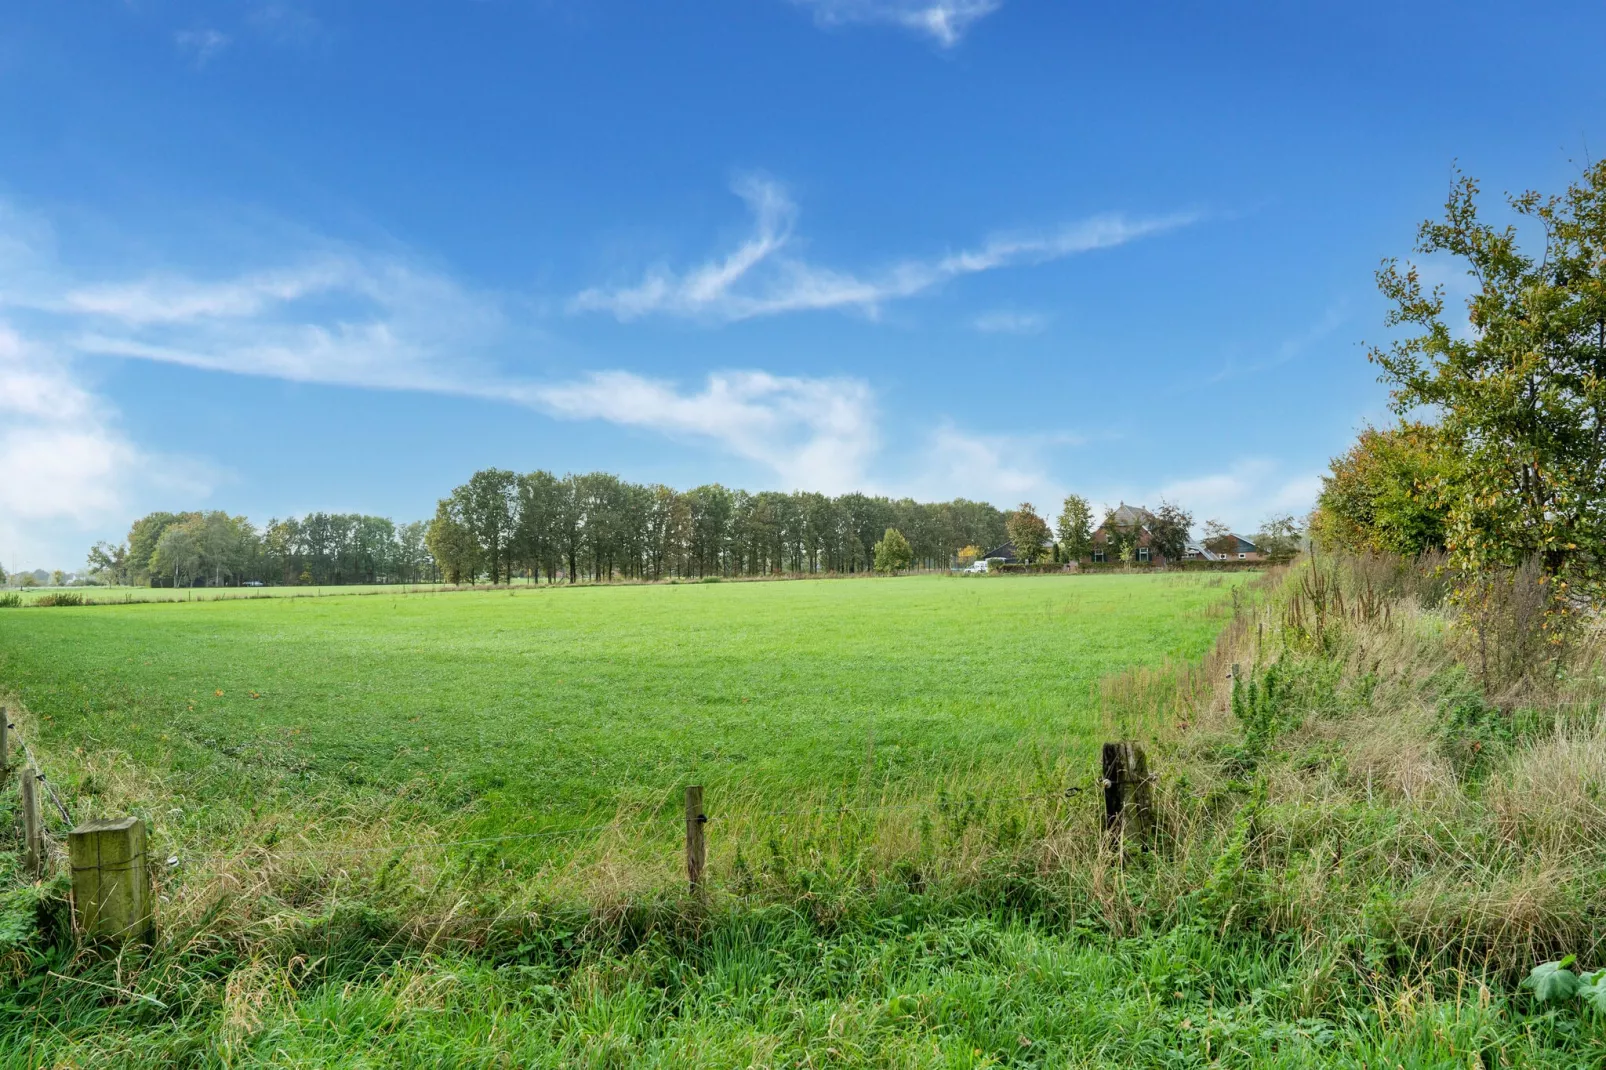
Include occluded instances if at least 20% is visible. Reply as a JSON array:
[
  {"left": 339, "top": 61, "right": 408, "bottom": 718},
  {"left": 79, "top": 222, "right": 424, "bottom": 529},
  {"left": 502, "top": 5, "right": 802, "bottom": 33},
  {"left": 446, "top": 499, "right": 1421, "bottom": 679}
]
[{"left": 5, "top": 565, "right": 1265, "bottom": 608}]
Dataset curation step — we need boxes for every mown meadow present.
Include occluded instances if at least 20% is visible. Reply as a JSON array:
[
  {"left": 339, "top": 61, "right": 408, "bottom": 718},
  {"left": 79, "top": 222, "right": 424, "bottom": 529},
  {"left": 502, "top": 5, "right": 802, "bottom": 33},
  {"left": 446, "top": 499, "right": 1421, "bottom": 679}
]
[
  {"left": 2, "top": 565, "right": 1604, "bottom": 1066},
  {"left": 0, "top": 574, "right": 1244, "bottom": 834}
]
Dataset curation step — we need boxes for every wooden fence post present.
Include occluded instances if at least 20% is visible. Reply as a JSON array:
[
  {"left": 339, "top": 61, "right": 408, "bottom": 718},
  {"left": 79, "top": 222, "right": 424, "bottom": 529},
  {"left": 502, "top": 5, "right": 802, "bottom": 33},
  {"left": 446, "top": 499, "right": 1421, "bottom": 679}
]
[
  {"left": 0, "top": 706, "right": 9, "bottom": 785},
  {"left": 684, "top": 785, "right": 706, "bottom": 894},
  {"left": 69, "top": 817, "right": 154, "bottom": 944},
  {"left": 20, "top": 765, "right": 43, "bottom": 878},
  {"left": 1101, "top": 742, "right": 1154, "bottom": 845}
]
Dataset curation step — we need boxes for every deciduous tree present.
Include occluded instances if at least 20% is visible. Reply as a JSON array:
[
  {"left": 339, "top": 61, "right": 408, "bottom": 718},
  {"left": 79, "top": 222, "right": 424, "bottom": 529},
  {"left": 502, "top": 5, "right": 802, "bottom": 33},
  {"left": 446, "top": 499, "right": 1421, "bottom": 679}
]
[
  {"left": 1005, "top": 504, "right": 1051, "bottom": 564},
  {"left": 1202, "top": 519, "right": 1238, "bottom": 558},
  {"left": 1371, "top": 162, "right": 1606, "bottom": 586},
  {"left": 1056, "top": 494, "right": 1093, "bottom": 561},
  {"left": 151, "top": 523, "right": 200, "bottom": 587},
  {"left": 1255, "top": 515, "right": 1304, "bottom": 565},
  {"left": 426, "top": 500, "right": 479, "bottom": 584},
  {"left": 873, "top": 527, "right": 913, "bottom": 573},
  {"left": 1315, "top": 423, "right": 1449, "bottom": 556},
  {"left": 1146, "top": 500, "right": 1193, "bottom": 563}
]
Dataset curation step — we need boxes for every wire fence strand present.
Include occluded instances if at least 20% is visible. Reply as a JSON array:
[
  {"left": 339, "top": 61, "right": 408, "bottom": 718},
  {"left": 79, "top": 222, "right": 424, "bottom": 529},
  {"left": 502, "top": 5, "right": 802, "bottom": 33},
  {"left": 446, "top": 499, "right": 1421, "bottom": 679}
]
[
  {"left": 5, "top": 714, "right": 74, "bottom": 826},
  {"left": 169, "top": 781, "right": 1104, "bottom": 870},
  {"left": 4, "top": 697, "right": 1108, "bottom": 877}
]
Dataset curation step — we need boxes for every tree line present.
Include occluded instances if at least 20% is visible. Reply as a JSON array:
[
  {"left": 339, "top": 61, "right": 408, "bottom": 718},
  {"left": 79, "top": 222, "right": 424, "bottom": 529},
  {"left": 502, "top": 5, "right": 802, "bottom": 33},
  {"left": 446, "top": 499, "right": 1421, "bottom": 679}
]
[
  {"left": 90, "top": 511, "right": 437, "bottom": 587},
  {"left": 88, "top": 481, "right": 1011, "bottom": 587},
  {"left": 424, "top": 470, "right": 1010, "bottom": 584},
  {"left": 90, "top": 480, "right": 1300, "bottom": 589}
]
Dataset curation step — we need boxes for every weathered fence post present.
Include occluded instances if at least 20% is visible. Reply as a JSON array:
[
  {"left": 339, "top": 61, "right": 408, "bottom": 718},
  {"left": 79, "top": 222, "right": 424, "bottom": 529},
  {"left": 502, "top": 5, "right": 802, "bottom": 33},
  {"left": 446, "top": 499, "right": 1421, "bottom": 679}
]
[
  {"left": 20, "top": 765, "right": 43, "bottom": 877},
  {"left": 0, "top": 706, "right": 10, "bottom": 785},
  {"left": 68, "top": 817, "right": 154, "bottom": 944},
  {"left": 684, "top": 785, "right": 706, "bottom": 894},
  {"left": 1101, "top": 742, "right": 1154, "bottom": 845}
]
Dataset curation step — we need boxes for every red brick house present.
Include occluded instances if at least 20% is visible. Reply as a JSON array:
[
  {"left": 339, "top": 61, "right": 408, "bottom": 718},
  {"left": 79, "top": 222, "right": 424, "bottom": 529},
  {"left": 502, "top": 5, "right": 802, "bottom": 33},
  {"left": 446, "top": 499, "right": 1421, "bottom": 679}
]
[{"left": 1089, "top": 503, "right": 1172, "bottom": 565}]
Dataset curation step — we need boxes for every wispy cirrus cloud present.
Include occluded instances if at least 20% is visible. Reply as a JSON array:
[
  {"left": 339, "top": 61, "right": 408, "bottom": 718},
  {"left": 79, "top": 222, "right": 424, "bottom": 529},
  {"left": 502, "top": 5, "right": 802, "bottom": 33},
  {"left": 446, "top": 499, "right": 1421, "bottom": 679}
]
[
  {"left": 0, "top": 202, "right": 881, "bottom": 496},
  {"left": 571, "top": 177, "right": 1196, "bottom": 323},
  {"left": 791, "top": 0, "right": 1002, "bottom": 47},
  {"left": 1204, "top": 303, "right": 1347, "bottom": 385},
  {"left": 972, "top": 309, "right": 1050, "bottom": 335},
  {"left": 68, "top": 266, "right": 878, "bottom": 489},
  {"left": 63, "top": 254, "right": 507, "bottom": 394},
  {"left": 175, "top": 28, "right": 231, "bottom": 66}
]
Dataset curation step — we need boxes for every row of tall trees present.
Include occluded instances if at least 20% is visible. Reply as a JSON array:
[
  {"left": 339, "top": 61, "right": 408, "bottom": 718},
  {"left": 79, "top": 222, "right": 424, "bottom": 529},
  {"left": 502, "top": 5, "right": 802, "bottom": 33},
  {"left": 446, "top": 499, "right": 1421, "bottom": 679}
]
[
  {"left": 1315, "top": 160, "right": 1606, "bottom": 596},
  {"left": 96, "top": 483, "right": 1300, "bottom": 588},
  {"left": 425, "top": 469, "right": 1010, "bottom": 583},
  {"left": 91, "top": 511, "right": 437, "bottom": 587}
]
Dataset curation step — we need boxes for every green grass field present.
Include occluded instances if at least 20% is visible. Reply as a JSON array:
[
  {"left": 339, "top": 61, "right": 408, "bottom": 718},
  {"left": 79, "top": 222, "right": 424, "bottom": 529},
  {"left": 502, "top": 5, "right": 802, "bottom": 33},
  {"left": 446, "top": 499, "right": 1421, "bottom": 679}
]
[
  {"left": 4, "top": 567, "right": 1604, "bottom": 1066},
  {"left": 0, "top": 574, "right": 1242, "bottom": 837}
]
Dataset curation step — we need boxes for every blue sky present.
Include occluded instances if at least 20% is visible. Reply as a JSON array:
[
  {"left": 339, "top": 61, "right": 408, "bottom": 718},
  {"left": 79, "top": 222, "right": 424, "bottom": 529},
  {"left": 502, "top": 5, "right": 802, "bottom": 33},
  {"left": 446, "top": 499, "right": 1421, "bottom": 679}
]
[{"left": 2, "top": 1, "right": 1604, "bottom": 570}]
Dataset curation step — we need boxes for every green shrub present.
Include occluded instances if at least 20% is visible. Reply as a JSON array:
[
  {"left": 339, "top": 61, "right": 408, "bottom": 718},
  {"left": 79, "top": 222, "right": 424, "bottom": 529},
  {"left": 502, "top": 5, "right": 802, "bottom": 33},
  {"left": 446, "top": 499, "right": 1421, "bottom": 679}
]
[{"left": 0, "top": 593, "right": 20, "bottom": 608}]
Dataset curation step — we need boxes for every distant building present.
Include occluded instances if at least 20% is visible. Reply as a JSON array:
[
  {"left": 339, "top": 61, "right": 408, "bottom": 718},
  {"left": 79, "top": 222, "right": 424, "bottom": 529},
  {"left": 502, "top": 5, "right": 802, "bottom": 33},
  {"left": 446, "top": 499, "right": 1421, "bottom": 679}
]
[
  {"left": 981, "top": 541, "right": 1020, "bottom": 564},
  {"left": 1184, "top": 533, "right": 1264, "bottom": 562},
  {"left": 1089, "top": 503, "right": 1172, "bottom": 565}
]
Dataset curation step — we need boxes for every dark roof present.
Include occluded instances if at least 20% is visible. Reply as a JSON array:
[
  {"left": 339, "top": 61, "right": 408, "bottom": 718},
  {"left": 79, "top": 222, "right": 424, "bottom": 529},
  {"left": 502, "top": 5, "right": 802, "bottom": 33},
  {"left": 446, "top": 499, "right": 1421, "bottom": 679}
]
[
  {"left": 983, "top": 542, "right": 1018, "bottom": 561},
  {"left": 1190, "top": 533, "right": 1260, "bottom": 559},
  {"left": 1108, "top": 502, "right": 1154, "bottom": 528}
]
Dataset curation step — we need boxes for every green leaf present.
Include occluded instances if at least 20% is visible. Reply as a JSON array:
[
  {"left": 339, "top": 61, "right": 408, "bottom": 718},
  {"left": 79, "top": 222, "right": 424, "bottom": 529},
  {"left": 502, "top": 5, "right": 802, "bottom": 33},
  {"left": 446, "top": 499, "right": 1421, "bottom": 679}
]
[
  {"left": 1577, "top": 972, "right": 1606, "bottom": 1015},
  {"left": 1523, "top": 958, "right": 1582, "bottom": 1004}
]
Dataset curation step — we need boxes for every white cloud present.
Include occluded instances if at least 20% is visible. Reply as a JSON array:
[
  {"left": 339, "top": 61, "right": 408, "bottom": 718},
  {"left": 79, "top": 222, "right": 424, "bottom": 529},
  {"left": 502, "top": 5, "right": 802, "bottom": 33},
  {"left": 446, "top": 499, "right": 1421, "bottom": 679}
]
[
  {"left": 0, "top": 191, "right": 1312, "bottom": 570},
  {"left": 0, "top": 322, "right": 214, "bottom": 568},
  {"left": 972, "top": 309, "right": 1049, "bottom": 335},
  {"left": 61, "top": 262, "right": 354, "bottom": 324},
  {"left": 792, "top": 0, "right": 1002, "bottom": 47},
  {"left": 572, "top": 177, "right": 1194, "bottom": 322},
  {"left": 519, "top": 370, "right": 878, "bottom": 492},
  {"left": 0, "top": 326, "right": 127, "bottom": 524},
  {"left": 175, "top": 28, "right": 231, "bottom": 66},
  {"left": 896, "top": 422, "right": 1079, "bottom": 510},
  {"left": 1141, "top": 460, "right": 1320, "bottom": 536},
  {"left": 56, "top": 255, "right": 506, "bottom": 394},
  {"left": 0, "top": 202, "right": 878, "bottom": 501}
]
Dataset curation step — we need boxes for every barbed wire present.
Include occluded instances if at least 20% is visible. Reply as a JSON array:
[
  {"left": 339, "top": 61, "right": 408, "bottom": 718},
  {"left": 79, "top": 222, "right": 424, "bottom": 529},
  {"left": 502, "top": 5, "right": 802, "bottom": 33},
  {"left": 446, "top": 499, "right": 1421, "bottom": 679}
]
[
  {"left": 741, "top": 774, "right": 1098, "bottom": 816},
  {"left": 165, "top": 781, "right": 1104, "bottom": 870},
  {"left": 173, "top": 820, "right": 633, "bottom": 869},
  {"left": 1, "top": 698, "right": 1108, "bottom": 872},
  {"left": 5, "top": 714, "right": 74, "bottom": 826}
]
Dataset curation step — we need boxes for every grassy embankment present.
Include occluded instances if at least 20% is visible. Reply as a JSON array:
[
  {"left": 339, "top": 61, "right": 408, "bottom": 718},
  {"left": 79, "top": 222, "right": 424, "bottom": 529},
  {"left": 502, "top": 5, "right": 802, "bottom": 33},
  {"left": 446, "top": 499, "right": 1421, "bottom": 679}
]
[{"left": 1, "top": 567, "right": 1603, "bottom": 1065}]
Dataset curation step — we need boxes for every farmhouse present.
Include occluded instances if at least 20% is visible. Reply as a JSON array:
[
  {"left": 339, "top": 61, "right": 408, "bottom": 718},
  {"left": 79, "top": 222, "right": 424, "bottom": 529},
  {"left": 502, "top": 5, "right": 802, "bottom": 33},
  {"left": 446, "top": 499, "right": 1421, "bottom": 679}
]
[
  {"left": 1184, "top": 534, "right": 1264, "bottom": 562},
  {"left": 1089, "top": 503, "right": 1170, "bottom": 565}
]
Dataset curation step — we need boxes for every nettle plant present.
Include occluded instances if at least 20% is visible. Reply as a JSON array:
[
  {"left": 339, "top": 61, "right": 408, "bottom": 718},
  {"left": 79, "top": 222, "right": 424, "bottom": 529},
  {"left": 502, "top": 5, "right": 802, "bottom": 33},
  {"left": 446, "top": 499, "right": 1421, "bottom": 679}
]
[{"left": 1524, "top": 957, "right": 1606, "bottom": 1016}]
